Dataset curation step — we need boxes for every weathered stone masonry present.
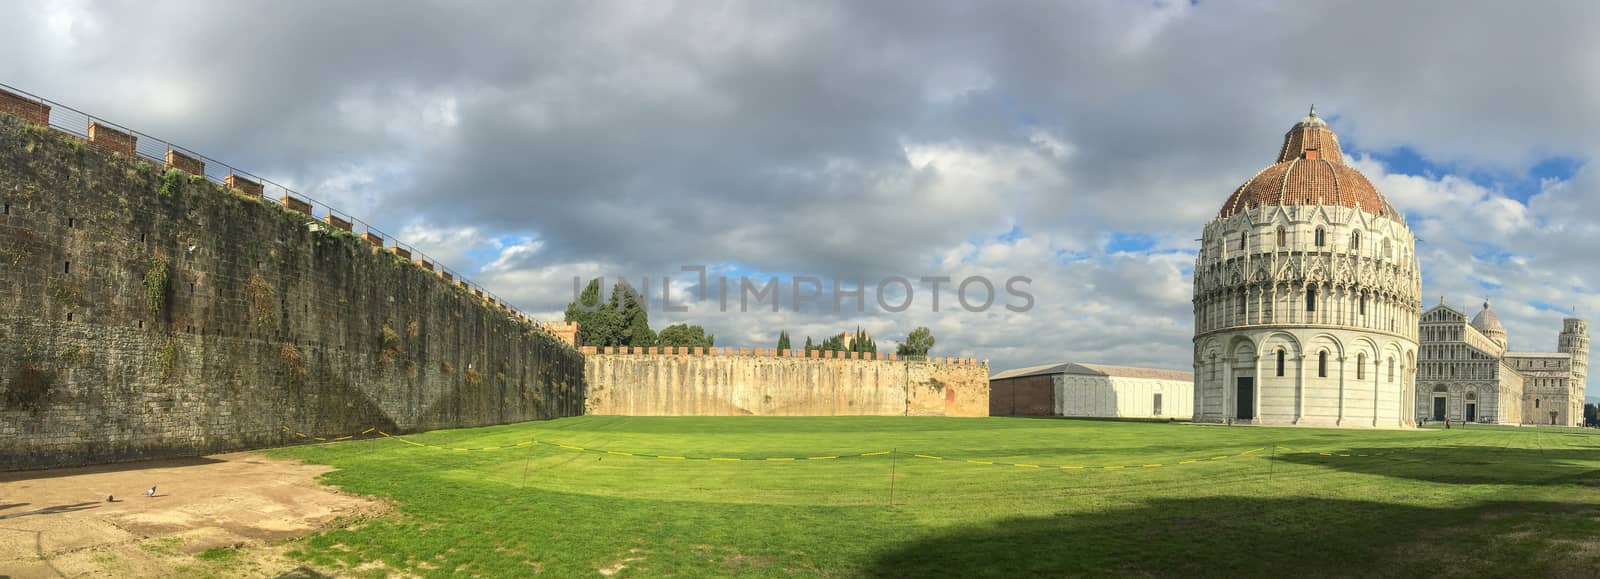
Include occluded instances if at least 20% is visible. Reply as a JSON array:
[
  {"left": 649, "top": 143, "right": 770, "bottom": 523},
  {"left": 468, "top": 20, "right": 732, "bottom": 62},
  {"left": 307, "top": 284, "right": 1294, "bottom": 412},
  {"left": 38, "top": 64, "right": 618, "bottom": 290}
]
[
  {"left": 0, "top": 112, "right": 585, "bottom": 470},
  {"left": 583, "top": 347, "right": 989, "bottom": 417}
]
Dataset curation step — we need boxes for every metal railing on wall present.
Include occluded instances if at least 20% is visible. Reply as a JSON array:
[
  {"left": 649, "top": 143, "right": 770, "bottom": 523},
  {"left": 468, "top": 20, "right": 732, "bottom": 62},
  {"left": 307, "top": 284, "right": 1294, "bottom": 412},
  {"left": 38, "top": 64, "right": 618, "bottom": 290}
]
[{"left": 0, "top": 81, "right": 566, "bottom": 342}]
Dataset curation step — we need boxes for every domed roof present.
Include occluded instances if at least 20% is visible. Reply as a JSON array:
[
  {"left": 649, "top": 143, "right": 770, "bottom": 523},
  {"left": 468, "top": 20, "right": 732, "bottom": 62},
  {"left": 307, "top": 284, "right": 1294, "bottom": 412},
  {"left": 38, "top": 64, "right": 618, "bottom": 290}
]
[
  {"left": 1471, "top": 301, "right": 1506, "bottom": 336},
  {"left": 1217, "top": 106, "right": 1404, "bottom": 223}
]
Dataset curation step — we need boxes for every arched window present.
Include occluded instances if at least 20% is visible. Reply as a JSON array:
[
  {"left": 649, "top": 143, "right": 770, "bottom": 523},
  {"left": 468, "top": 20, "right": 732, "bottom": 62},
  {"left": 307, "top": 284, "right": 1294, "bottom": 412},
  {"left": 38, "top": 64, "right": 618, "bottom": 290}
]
[
  {"left": 1315, "top": 227, "right": 1326, "bottom": 247},
  {"left": 1357, "top": 353, "right": 1366, "bottom": 380},
  {"left": 1306, "top": 287, "right": 1317, "bottom": 312},
  {"left": 1318, "top": 351, "right": 1328, "bottom": 378},
  {"left": 1536, "top": 398, "right": 1541, "bottom": 409},
  {"left": 1237, "top": 292, "right": 1246, "bottom": 314},
  {"left": 1383, "top": 238, "right": 1392, "bottom": 258},
  {"left": 1360, "top": 296, "right": 1367, "bottom": 316},
  {"left": 1351, "top": 230, "right": 1361, "bottom": 250},
  {"left": 1239, "top": 232, "right": 1247, "bottom": 251},
  {"left": 1276, "top": 349, "right": 1286, "bottom": 377},
  {"left": 1276, "top": 227, "right": 1286, "bottom": 247},
  {"left": 1388, "top": 357, "right": 1395, "bottom": 382}
]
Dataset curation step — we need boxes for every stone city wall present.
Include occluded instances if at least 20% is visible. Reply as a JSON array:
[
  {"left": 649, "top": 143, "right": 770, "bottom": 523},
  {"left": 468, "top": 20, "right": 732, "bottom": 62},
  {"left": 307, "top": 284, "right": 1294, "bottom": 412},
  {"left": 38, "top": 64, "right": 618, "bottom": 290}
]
[
  {"left": 0, "top": 105, "right": 585, "bottom": 471},
  {"left": 582, "top": 347, "right": 989, "bottom": 417}
]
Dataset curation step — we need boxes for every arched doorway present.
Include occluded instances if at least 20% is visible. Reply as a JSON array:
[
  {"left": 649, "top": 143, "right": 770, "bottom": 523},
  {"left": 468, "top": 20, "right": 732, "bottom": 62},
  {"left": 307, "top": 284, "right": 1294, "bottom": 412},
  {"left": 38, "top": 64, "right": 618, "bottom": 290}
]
[
  {"left": 1431, "top": 385, "right": 1447, "bottom": 421},
  {"left": 1464, "top": 391, "right": 1477, "bottom": 422}
]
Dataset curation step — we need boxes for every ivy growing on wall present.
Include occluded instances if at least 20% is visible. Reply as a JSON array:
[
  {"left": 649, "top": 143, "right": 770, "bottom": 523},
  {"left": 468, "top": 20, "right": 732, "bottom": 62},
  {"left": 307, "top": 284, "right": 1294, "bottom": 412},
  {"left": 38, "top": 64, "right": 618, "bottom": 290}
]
[
  {"left": 2, "top": 362, "right": 54, "bottom": 412},
  {"left": 159, "top": 168, "right": 183, "bottom": 199},
  {"left": 144, "top": 256, "right": 170, "bottom": 316},
  {"left": 155, "top": 339, "right": 178, "bottom": 380},
  {"left": 246, "top": 273, "right": 275, "bottom": 324},
  {"left": 281, "top": 343, "right": 307, "bottom": 384}
]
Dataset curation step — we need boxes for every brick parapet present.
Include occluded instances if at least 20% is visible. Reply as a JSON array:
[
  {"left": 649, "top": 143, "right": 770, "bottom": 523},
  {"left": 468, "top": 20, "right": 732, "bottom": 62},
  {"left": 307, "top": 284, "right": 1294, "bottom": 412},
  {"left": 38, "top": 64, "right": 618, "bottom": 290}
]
[
  {"left": 280, "top": 194, "right": 313, "bottom": 215},
  {"left": 165, "top": 149, "right": 204, "bottom": 176},
  {"left": 88, "top": 122, "right": 136, "bottom": 156},
  {"left": 227, "top": 174, "right": 264, "bottom": 198},
  {"left": 0, "top": 87, "right": 49, "bottom": 126}
]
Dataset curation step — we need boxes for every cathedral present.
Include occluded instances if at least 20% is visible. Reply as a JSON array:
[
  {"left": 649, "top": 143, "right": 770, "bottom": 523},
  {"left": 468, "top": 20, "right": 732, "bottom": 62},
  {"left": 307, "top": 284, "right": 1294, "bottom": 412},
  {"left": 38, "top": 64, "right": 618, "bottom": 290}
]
[
  {"left": 1416, "top": 300, "right": 1588, "bottom": 426},
  {"left": 1192, "top": 107, "right": 1422, "bottom": 427}
]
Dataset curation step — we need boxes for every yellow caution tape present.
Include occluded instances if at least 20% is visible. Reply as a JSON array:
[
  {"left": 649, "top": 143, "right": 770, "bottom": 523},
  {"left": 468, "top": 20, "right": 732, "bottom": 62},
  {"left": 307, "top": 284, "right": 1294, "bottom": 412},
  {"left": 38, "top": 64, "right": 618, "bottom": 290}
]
[
  {"left": 1143, "top": 464, "right": 1163, "bottom": 468},
  {"left": 913, "top": 454, "right": 943, "bottom": 460},
  {"left": 808, "top": 456, "right": 838, "bottom": 460},
  {"left": 711, "top": 457, "right": 741, "bottom": 462},
  {"left": 766, "top": 457, "right": 796, "bottom": 462}
]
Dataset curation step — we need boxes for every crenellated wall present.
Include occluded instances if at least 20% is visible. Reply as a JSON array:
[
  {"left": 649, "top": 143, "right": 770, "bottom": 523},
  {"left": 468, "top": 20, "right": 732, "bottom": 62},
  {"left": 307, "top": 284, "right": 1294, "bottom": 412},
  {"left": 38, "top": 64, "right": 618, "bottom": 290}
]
[
  {"left": 0, "top": 106, "right": 586, "bottom": 470},
  {"left": 581, "top": 347, "right": 989, "bottom": 417}
]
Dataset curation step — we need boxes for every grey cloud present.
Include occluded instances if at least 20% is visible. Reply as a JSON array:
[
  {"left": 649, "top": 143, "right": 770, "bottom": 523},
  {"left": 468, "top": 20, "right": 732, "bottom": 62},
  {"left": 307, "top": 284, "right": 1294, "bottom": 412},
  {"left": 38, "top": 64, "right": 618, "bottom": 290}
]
[{"left": 6, "top": 1, "right": 1600, "bottom": 386}]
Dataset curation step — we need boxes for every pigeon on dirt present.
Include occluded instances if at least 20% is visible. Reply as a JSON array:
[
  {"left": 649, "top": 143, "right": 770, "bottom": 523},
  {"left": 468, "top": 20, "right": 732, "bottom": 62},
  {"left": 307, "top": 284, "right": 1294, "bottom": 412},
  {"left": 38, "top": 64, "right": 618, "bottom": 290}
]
[
  {"left": 144, "top": 485, "right": 156, "bottom": 497},
  {"left": 107, "top": 495, "right": 114, "bottom": 502}
]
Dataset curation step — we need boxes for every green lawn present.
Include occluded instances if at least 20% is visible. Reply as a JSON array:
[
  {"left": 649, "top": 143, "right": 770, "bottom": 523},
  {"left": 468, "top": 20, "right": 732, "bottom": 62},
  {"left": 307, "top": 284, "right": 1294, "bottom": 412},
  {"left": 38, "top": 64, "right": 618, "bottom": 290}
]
[{"left": 266, "top": 417, "right": 1600, "bottom": 577}]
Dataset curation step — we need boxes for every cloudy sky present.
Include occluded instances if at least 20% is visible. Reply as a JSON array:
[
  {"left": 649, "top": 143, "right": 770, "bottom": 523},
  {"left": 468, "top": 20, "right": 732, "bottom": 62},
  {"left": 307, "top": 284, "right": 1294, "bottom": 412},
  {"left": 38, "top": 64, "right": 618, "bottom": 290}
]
[{"left": 5, "top": 1, "right": 1598, "bottom": 399}]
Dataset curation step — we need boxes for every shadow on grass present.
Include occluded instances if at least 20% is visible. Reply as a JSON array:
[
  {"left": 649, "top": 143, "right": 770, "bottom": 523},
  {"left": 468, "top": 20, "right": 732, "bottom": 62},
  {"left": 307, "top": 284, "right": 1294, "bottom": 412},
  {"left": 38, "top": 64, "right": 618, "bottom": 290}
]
[
  {"left": 870, "top": 496, "right": 1600, "bottom": 578},
  {"left": 1273, "top": 446, "right": 1600, "bottom": 486}
]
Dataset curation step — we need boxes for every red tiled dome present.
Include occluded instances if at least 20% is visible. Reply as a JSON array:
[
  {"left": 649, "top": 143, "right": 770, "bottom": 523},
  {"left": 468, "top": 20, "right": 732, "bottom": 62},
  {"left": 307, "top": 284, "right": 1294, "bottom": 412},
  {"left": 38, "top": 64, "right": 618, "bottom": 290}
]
[{"left": 1217, "top": 108, "right": 1403, "bottom": 222}]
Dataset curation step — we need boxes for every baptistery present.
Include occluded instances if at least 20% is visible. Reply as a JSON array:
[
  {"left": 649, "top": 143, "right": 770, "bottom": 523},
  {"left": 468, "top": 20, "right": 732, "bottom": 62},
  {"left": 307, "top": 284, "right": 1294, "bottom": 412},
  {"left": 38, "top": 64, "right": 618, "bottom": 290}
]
[{"left": 1193, "top": 107, "right": 1420, "bottom": 427}]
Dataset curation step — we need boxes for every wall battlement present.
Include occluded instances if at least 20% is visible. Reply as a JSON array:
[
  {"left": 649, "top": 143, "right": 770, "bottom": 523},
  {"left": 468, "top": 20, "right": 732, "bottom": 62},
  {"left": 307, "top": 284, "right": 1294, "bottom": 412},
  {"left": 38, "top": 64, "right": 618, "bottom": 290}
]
[{"left": 576, "top": 344, "right": 984, "bottom": 366}]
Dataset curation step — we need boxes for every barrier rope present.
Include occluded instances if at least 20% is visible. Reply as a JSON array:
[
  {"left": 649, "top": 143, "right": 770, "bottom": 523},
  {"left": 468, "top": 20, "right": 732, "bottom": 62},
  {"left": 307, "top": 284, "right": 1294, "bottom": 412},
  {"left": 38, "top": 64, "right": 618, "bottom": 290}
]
[{"left": 282, "top": 426, "right": 1405, "bottom": 471}]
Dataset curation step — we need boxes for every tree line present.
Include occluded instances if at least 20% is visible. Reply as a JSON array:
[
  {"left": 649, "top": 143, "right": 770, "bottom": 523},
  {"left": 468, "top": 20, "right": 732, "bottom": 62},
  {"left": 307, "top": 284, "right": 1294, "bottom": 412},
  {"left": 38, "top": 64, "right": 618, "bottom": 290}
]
[
  {"left": 564, "top": 279, "right": 714, "bottom": 348},
  {"left": 564, "top": 278, "right": 938, "bottom": 357}
]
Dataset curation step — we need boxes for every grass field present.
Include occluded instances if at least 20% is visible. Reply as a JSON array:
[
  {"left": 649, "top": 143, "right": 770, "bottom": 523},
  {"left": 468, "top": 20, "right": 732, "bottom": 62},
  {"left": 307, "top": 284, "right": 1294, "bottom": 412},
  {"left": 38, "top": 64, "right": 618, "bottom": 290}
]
[{"left": 266, "top": 417, "right": 1600, "bottom": 577}]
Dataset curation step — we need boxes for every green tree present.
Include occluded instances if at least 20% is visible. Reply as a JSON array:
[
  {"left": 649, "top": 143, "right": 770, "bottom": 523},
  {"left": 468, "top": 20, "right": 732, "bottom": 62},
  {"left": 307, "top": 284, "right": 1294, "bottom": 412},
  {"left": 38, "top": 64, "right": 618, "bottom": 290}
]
[
  {"left": 1586, "top": 403, "right": 1598, "bottom": 427},
  {"left": 803, "top": 336, "right": 815, "bottom": 352},
  {"left": 896, "top": 326, "right": 935, "bottom": 357},
  {"left": 658, "top": 324, "right": 715, "bottom": 348},
  {"left": 610, "top": 281, "right": 656, "bottom": 347},
  {"left": 849, "top": 326, "right": 877, "bottom": 354},
  {"left": 776, "top": 330, "right": 791, "bottom": 352},
  {"left": 565, "top": 278, "right": 624, "bottom": 347}
]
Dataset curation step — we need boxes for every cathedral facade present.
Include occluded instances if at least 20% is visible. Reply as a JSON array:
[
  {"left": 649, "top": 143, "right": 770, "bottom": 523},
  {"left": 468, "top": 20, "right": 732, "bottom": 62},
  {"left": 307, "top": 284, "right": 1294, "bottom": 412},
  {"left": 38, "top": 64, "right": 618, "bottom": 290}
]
[
  {"left": 1417, "top": 301, "right": 1588, "bottom": 426},
  {"left": 1193, "top": 108, "right": 1421, "bottom": 428}
]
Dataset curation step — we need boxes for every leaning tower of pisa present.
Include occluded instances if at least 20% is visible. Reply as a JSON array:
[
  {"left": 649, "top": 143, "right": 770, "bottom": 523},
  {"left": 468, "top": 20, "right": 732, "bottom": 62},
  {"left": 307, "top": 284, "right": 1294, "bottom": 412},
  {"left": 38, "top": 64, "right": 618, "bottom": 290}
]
[{"left": 1558, "top": 316, "right": 1588, "bottom": 424}]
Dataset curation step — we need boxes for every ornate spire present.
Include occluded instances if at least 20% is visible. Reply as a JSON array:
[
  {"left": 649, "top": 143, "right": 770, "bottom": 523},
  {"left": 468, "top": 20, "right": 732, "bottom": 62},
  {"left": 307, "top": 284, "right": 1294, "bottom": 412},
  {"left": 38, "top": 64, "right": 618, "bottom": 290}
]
[{"left": 1308, "top": 104, "right": 1317, "bottom": 118}]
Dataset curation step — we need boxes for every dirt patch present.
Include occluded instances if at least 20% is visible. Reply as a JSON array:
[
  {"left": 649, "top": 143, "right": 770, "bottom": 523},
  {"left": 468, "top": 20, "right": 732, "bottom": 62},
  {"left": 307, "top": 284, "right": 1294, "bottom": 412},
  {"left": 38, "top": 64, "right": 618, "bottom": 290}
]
[
  {"left": 0, "top": 452, "right": 382, "bottom": 578},
  {"left": 598, "top": 548, "right": 647, "bottom": 577}
]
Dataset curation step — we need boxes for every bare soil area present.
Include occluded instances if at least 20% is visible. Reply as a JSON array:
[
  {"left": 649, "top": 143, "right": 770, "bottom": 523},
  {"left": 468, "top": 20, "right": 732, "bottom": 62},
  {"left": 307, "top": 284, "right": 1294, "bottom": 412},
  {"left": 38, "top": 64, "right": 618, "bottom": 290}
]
[{"left": 0, "top": 453, "right": 380, "bottom": 578}]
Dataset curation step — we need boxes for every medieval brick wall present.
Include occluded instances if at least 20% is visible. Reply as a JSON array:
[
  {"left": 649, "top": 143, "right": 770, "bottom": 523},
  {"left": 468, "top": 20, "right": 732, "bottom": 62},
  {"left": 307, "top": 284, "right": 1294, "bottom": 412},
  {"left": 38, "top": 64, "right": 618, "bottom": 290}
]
[
  {"left": 0, "top": 113, "right": 586, "bottom": 470},
  {"left": 584, "top": 349, "right": 988, "bottom": 417}
]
